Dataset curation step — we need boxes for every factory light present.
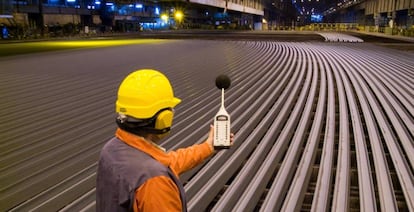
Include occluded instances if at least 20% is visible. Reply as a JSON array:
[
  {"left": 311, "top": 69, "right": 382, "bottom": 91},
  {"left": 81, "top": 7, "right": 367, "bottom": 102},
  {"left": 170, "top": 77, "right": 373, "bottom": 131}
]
[
  {"left": 175, "top": 11, "right": 183, "bottom": 21},
  {"left": 161, "top": 14, "right": 169, "bottom": 22}
]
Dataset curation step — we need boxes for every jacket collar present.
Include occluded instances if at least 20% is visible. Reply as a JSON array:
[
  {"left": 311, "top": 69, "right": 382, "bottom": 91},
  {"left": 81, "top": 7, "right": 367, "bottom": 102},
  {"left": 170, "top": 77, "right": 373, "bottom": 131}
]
[{"left": 115, "top": 128, "right": 171, "bottom": 167}]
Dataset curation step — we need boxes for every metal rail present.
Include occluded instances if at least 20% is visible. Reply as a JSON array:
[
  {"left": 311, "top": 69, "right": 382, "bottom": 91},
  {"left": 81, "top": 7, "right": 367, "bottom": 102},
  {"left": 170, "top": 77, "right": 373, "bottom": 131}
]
[
  {"left": 310, "top": 47, "right": 337, "bottom": 212},
  {"left": 282, "top": 45, "right": 328, "bottom": 211},
  {"left": 334, "top": 47, "right": 395, "bottom": 211}
]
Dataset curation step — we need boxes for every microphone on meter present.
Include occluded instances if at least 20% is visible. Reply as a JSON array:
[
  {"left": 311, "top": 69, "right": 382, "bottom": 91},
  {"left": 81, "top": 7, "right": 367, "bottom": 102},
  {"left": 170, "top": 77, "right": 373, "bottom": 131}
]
[{"left": 213, "top": 75, "right": 231, "bottom": 149}]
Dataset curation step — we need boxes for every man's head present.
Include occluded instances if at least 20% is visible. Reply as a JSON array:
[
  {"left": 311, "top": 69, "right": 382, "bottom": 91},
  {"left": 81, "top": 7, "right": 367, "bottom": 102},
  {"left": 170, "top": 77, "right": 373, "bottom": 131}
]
[{"left": 115, "top": 69, "right": 181, "bottom": 139}]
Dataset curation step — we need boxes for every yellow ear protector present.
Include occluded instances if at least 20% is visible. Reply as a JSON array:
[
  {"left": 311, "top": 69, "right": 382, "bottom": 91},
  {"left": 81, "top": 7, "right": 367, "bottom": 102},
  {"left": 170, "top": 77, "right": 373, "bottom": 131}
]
[
  {"left": 117, "top": 109, "right": 174, "bottom": 135},
  {"left": 154, "top": 109, "right": 174, "bottom": 132}
]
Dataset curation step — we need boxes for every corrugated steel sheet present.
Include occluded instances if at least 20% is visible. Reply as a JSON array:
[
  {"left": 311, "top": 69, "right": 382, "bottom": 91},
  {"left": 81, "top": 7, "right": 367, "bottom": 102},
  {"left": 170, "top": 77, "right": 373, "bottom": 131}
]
[{"left": 1, "top": 39, "right": 413, "bottom": 211}]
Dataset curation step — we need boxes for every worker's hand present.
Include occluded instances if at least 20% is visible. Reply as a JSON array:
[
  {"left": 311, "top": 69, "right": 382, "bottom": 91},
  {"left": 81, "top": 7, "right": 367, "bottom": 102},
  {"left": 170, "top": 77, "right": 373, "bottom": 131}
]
[{"left": 206, "top": 125, "right": 235, "bottom": 152}]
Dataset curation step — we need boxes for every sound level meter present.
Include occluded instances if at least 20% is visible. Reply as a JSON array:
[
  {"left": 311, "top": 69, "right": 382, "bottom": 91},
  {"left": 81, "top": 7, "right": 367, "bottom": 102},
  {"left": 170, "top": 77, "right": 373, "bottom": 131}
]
[{"left": 214, "top": 75, "right": 231, "bottom": 149}]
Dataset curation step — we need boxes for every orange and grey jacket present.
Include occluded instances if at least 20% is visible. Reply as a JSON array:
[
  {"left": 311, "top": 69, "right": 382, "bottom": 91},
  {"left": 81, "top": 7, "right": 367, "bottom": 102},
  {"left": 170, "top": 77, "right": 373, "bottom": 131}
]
[{"left": 96, "top": 128, "right": 213, "bottom": 212}]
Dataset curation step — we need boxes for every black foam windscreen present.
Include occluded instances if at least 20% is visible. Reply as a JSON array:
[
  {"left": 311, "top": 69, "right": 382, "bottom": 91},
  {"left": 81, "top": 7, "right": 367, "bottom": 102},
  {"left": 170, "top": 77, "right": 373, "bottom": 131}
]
[{"left": 215, "top": 75, "right": 231, "bottom": 90}]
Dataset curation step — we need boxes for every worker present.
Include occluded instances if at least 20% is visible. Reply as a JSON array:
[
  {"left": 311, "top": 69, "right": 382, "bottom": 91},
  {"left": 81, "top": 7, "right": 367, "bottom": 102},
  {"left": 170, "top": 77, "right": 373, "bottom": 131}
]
[{"left": 96, "top": 69, "right": 234, "bottom": 211}]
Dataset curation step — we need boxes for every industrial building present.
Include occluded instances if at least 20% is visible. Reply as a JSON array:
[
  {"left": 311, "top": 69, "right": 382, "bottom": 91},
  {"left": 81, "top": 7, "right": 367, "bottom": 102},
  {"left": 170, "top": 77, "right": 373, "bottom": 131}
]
[
  {"left": 0, "top": 0, "right": 414, "bottom": 212},
  {"left": 0, "top": 0, "right": 413, "bottom": 37}
]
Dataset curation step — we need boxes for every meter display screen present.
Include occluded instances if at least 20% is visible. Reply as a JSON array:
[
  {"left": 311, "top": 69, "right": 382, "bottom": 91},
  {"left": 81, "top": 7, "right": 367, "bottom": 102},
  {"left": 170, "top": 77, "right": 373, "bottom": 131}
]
[
  {"left": 216, "top": 116, "right": 228, "bottom": 121},
  {"left": 214, "top": 115, "right": 230, "bottom": 148}
]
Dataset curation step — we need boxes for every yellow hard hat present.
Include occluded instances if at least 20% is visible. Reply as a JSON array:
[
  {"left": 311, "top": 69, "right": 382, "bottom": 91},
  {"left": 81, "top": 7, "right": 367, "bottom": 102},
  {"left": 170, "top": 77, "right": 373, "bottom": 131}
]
[{"left": 116, "top": 69, "right": 181, "bottom": 119}]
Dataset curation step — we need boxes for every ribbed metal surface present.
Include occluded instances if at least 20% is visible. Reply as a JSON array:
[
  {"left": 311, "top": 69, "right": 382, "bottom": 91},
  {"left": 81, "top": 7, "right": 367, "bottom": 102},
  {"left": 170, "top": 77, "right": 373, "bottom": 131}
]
[
  {"left": 0, "top": 38, "right": 413, "bottom": 211},
  {"left": 318, "top": 32, "right": 364, "bottom": 42}
]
